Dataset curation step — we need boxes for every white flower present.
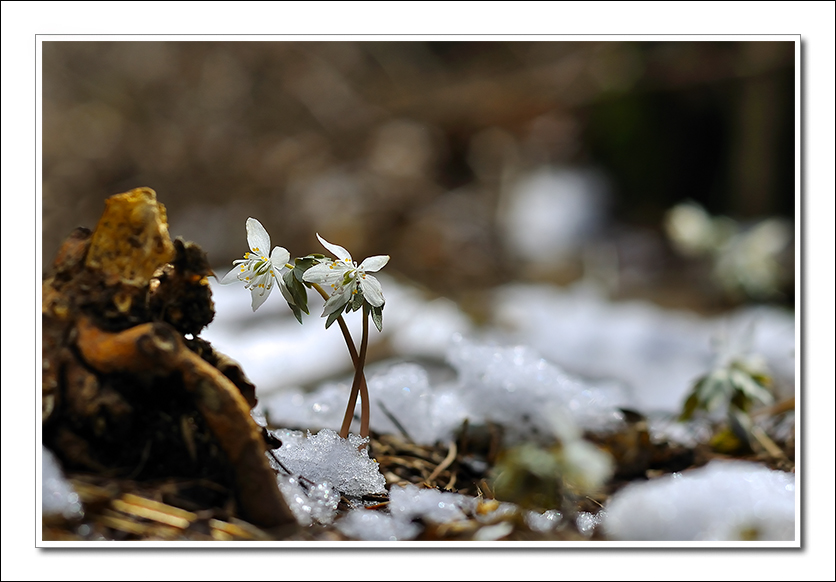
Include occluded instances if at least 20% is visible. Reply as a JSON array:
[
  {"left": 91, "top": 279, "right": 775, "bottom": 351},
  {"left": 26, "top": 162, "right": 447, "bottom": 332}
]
[
  {"left": 302, "top": 233, "right": 389, "bottom": 317},
  {"left": 220, "top": 217, "right": 291, "bottom": 311}
]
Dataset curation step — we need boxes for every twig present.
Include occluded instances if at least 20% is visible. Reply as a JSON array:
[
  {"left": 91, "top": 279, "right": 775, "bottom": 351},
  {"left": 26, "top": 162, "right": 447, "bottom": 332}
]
[
  {"left": 751, "top": 397, "right": 795, "bottom": 418},
  {"left": 378, "top": 401, "right": 413, "bottom": 442},
  {"left": 426, "top": 440, "right": 458, "bottom": 485},
  {"left": 266, "top": 448, "right": 293, "bottom": 475},
  {"left": 585, "top": 496, "right": 604, "bottom": 509},
  {"left": 444, "top": 472, "right": 457, "bottom": 491},
  {"left": 750, "top": 425, "right": 787, "bottom": 459},
  {"left": 126, "top": 440, "right": 153, "bottom": 480}
]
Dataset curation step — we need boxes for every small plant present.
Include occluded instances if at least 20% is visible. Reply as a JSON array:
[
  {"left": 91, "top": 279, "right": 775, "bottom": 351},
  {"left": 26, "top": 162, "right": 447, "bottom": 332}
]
[
  {"left": 678, "top": 326, "right": 778, "bottom": 455},
  {"left": 220, "top": 218, "right": 389, "bottom": 440},
  {"left": 678, "top": 357, "right": 773, "bottom": 423},
  {"left": 492, "top": 409, "right": 613, "bottom": 515},
  {"left": 664, "top": 200, "right": 792, "bottom": 301}
]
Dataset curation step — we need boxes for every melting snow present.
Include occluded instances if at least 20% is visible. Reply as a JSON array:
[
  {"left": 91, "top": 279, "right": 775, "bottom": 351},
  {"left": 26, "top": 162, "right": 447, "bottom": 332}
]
[
  {"left": 335, "top": 484, "right": 476, "bottom": 541},
  {"left": 602, "top": 460, "right": 795, "bottom": 541},
  {"left": 492, "top": 282, "right": 795, "bottom": 412},
  {"left": 41, "top": 273, "right": 794, "bottom": 542},
  {"left": 267, "top": 428, "right": 386, "bottom": 499},
  {"left": 208, "top": 274, "right": 796, "bottom": 541},
  {"left": 335, "top": 508, "right": 421, "bottom": 542},
  {"left": 42, "top": 447, "right": 83, "bottom": 521}
]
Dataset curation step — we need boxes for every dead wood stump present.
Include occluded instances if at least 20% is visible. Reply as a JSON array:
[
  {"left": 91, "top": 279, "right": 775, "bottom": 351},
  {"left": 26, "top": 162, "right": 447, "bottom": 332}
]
[{"left": 42, "top": 187, "right": 296, "bottom": 530}]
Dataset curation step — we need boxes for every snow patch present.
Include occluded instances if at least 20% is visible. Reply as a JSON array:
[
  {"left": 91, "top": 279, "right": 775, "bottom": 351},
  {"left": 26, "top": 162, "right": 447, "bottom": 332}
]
[
  {"left": 603, "top": 460, "right": 795, "bottom": 541},
  {"left": 42, "top": 447, "right": 83, "bottom": 521},
  {"left": 268, "top": 428, "right": 386, "bottom": 499}
]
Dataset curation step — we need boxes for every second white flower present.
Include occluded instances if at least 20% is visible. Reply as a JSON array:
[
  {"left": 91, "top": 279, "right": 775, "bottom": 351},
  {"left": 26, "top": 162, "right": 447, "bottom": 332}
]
[{"left": 302, "top": 233, "right": 389, "bottom": 316}]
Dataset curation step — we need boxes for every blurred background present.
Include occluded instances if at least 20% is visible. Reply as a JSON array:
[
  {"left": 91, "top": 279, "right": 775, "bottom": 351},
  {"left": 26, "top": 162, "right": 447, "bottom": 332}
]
[{"left": 42, "top": 40, "right": 795, "bottom": 313}]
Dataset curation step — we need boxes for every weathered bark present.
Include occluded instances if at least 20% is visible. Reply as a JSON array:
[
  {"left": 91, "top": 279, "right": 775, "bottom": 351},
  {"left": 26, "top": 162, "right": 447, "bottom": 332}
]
[{"left": 42, "top": 187, "right": 296, "bottom": 529}]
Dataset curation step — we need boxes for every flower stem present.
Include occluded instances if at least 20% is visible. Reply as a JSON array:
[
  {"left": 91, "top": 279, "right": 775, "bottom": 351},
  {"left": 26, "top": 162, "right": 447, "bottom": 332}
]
[
  {"left": 310, "top": 283, "right": 369, "bottom": 439},
  {"left": 356, "top": 304, "right": 371, "bottom": 439}
]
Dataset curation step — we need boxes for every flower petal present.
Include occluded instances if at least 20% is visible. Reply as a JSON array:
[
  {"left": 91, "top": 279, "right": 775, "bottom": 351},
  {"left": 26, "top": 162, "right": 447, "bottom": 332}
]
[
  {"left": 302, "top": 261, "right": 349, "bottom": 285},
  {"left": 220, "top": 264, "right": 246, "bottom": 285},
  {"left": 321, "top": 285, "right": 352, "bottom": 316},
  {"left": 359, "top": 254, "right": 389, "bottom": 273},
  {"left": 250, "top": 282, "right": 273, "bottom": 311},
  {"left": 316, "top": 233, "right": 352, "bottom": 263},
  {"left": 360, "top": 274, "right": 385, "bottom": 307},
  {"left": 246, "top": 218, "right": 271, "bottom": 255},
  {"left": 270, "top": 246, "right": 290, "bottom": 268}
]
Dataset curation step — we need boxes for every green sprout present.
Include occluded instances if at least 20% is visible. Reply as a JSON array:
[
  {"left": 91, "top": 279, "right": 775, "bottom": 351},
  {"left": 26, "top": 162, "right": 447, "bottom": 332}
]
[
  {"left": 679, "top": 358, "right": 773, "bottom": 423},
  {"left": 492, "top": 410, "right": 613, "bottom": 515},
  {"left": 678, "top": 327, "right": 777, "bottom": 455}
]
